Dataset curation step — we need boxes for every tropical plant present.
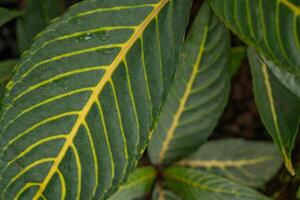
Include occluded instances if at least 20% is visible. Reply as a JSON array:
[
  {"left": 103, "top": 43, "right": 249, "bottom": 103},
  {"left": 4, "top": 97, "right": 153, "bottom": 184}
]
[{"left": 0, "top": 0, "right": 299, "bottom": 199}]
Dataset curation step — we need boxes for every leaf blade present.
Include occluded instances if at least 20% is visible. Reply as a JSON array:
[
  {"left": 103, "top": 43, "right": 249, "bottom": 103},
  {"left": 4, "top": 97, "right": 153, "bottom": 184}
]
[
  {"left": 163, "top": 167, "right": 271, "bottom": 200},
  {"left": 248, "top": 48, "right": 300, "bottom": 175},
  {"left": 176, "top": 138, "right": 282, "bottom": 188},
  {"left": 0, "top": 0, "right": 192, "bottom": 199},
  {"left": 148, "top": 2, "right": 230, "bottom": 165},
  {"left": 0, "top": 7, "right": 20, "bottom": 27}
]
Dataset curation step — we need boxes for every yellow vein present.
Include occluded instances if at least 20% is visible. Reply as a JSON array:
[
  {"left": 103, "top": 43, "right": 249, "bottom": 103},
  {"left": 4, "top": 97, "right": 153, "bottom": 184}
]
[
  {"left": 261, "top": 61, "right": 295, "bottom": 175},
  {"left": 12, "top": 66, "right": 107, "bottom": 103},
  {"left": 82, "top": 122, "right": 99, "bottom": 197},
  {"left": 95, "top": 99, "right": 115, "bottom": 186},
  {"left": 1, "top": 112, "right": 79, "bottom": 154},
  {"left": 280, "top": 0, "right": 300, "bottom": 15},
  {"left": 71, "top": 144, "right": 81, "bottom": 200},
  {"left": 34, "top": 4, "right": 156, "bottom": 41},
  {"left": 2, "top": 135, "right": 67, "bottom": 174},
  {"left": 32, "top": 1, "right": 169, "bottom": 198},
  {"left": 158, "top": 26, "right": 208, "bottom": 163},
  {"left": 17, "top": 43, "right": 122, "bottom": 84},
  {"left": 14, "top": 183, "right": 40, "bottom": 200},
  {"left": 3, "top": 158, "right": 55, "bottom": 198},
  {"left": 123, "top": 58, "right": 140, "bottom": 148},
  {"left": 110, "top": 80, "right": 129, "bottom": 162},
  {"left": 117, "top": 171, "right": 155, "bottom": 191},
  {"left": 176, "top": 156, "right": 274, "bottom": 169},
  {"left": 56, "top": 169, "right": 66, "bottom": 200},
  {"left": 1, "top": 88, "right": 93, "bottom": 136}
]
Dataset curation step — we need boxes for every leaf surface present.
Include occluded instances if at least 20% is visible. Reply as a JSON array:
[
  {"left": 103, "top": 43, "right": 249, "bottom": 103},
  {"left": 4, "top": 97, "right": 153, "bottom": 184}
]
[
  {"left": 163, "top": 167, "right": 271, "bottom": 200},
  {"left": 267, "top": 59, "right": 300, "bottom": 99},
  {"left": 109, "top": 167, "right": 156, "bottom": 200},
  {"left": 0, "top": 0, "right": 192, "bottom": 199},
  {"left": 176, "top": 138, "right": 282, "bottom": 188},
  {"left": 210, "top": 0, "right": 300, "bottom": 76},
  {"left": 148, "top": 2, "right": 230, "bottom": 165},
  {"left": 248, "top": 48, "right": 300, "bottom": 175},
  {"left": 0, "top": 7, "right": 20, "bottom": 27}
]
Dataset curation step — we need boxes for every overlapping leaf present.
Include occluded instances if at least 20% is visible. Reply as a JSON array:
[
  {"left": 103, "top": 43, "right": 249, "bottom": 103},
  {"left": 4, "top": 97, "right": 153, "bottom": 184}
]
[
  {"left": 248, "top": 48, "right": 300, "bottom": 175},
  {"left": 210, "top": 0, "right": 300, "bottom": 76},
  {"left": 0, "top": 7, "right": 20, "bottom": 27},
  {"left": 163, "top": 167, "right": 271, "bottom": 200},
  {"left": 0, "top": 60, "right": 18, "bottom": 98},
  {"left": 148, "top": 2, "right": 230, "bottom": 165},
  {"left": 267, "top": 59, "right": 300, "bottom": 99},
  {"left": 109, "top": 167, "right": 156, "bottom": 200},
  {"left": 0, "top": 0, "right": 192, "bottom": 199},
  {"left": 16, "top": 0, "right": 63, "bottom": 52},
  {"left": 176, "top": 138, "right": 282, "bottom": 188}
]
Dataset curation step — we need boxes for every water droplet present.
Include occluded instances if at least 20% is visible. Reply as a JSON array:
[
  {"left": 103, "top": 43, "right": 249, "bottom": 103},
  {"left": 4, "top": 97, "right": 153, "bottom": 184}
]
[
  {"left": 63, "top": 80, "right": 69, "bottom": 90},
  {"left": 76, "top": 33, "right": 93, "bottom": 42},
  {"left": 97, "top": 44, "right": 114, "bottom": 55},
  {"left": 96, "top": 30, "right": 110, "bottom": 41}
]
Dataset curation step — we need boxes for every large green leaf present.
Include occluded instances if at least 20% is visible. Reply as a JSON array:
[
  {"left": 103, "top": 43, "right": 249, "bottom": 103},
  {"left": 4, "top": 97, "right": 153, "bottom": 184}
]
[
  {"left": 16, "top": 0, "right": 63, "bottom": 52},
  {"left": 0, "top": 60, "right": 18, "bottom": 98},
  {"left": 163, "top": 167, "right": 271, "bottom": 200},
  {"left": 0, "top": 0, "right": 192, "bottom": 199},
  {"left": 0, "top": 7, "right": 20, "bottom": 27},
  {"left": 152, "top": 184, "right": 182, "bottom": 200},
  {"left": 210, "top": 0, "right": 300, "bottom": 76},
  {"left": 267, "top": 59, "right": 300, "bottom": 99},
  {"left": 176, "top": 138, "right": 282, "bottom": 188},
  {"left": 248, "top": 48, "right": 300, "bottom": 175},
  {"left": 109, "top": 167, "right": 156, "bottom": 200},
  {"left": 148, "top": 2, "right": 230, "bottom": 165}
]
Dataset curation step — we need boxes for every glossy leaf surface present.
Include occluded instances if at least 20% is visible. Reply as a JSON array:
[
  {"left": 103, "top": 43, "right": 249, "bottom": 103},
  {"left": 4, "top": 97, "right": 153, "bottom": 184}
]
[
  {"left": 109, "top": 167, "right": 156, "bottom": 200},
  {"left": 0, "top": 0, "right": 192, "bottom": 199},
  {"left": 267, "top": 59, "right": 300, "bottom": 99},
  {"left": 210, "top": 0, "right": 300, "bottom": 76},
  {"left": 248, "top": 48, "right": 300, "bottom": 175},
  {"left": 148, "top": 2, "right": 230, "bottom": 165},
  {"left": 163, "top": 167, "right": 271, "bottom": 200},
  {"left": 176, "top": 138, "right": 282, "bottom": 188}
]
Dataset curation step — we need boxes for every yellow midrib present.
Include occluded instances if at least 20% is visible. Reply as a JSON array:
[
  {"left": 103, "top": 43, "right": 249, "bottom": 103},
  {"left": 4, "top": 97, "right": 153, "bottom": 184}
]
[
  {"left": 158, "top": 27, "right": 208, "bottom": 163},
  {"left": 280, "top": 0, "right": 300, "bottom": 15},
  {"left": 261, "top": 62, "right": 295, "bottom": 175},
  {"left": 176, "top": 156, "right": 273, "bottom": 169},
  {"left": 33, "top": 0, "right": 169, "bottom": 198}
]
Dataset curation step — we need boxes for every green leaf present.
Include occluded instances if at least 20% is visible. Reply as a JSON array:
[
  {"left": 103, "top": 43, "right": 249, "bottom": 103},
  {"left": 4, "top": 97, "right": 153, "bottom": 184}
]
[
  {"left": 266, "top": 59, "right": 300, "bottom": 99},
  {"left": 16, "top": 0, "right": 63, "bottom": 52},
  {"left": 248, "top": 48, "right": 300, "bottom": 175},
  {"left": 148, "top": 2, "right": 230, "bottom": 165},
  {"left": 0, "top": 60, "right": 18, "bottom": 98},
  {"left": 0, "top": 7, "right": 21, "bottom": 27},
  {"left": 176, "top": 138, "right": 282, "bottom": 188},
  {"left": 229, "top": 46, "right": 246, "bottom": 76},
  {"left": 152, "top": 184, "right": 182, "bottom": 200},
  {"left": 0, "top": 0, "right": 192, "bottom": 199},
  {"left": 163, "top": 167, "right": 271, "bottom": 200},
  {"left": 297, "top": 186, "right": 300, "bottom": 199},
  {"left": 210, "top": 0, "right": 300, "bottom": 76},
  {"left": 108, "top": 167, "right": 156, "bottom": 200}
]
